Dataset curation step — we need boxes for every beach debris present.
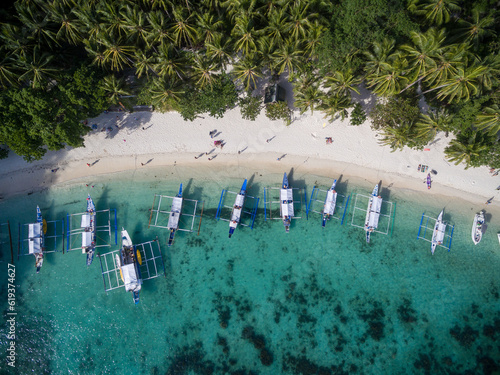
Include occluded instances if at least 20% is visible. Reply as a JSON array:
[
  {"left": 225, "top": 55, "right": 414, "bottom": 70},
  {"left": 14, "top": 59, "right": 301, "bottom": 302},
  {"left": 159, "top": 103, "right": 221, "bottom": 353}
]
[{"left": 91, "top": 124, "right": 98, "bottom": 130}]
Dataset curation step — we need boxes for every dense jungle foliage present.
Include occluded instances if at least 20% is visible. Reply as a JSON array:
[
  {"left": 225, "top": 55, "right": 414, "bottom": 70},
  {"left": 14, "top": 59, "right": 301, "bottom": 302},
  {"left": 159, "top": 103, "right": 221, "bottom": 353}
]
[{"left": 0, "top": 0, "right": 498, "bottom": 168}]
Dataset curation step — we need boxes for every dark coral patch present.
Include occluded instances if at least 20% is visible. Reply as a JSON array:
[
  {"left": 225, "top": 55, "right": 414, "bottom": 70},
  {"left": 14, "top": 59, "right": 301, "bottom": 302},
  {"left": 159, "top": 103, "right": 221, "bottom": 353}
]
[{"left": 449, "top": 324, "right": 479, "bottom": 347}]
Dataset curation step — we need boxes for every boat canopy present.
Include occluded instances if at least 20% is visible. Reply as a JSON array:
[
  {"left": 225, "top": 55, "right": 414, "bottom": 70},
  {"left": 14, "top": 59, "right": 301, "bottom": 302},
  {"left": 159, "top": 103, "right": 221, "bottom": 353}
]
[
  {"left": 367, "top": 196, "right": 383, "bottom": 228},
  {"left": 121, "top": 263, "right": 142, "bottom": 292},
  {"left": 435, "top": 222, "right": 446, "bottom": 242},
  {"left": 81, "top": 214, "right": 91, "bottom": 228},
  {"left": 82, "top": 231, "right": 92, "bottom": 248},
  {"left": 167, "top": 197, "right": 182, "bottom": 229},
  {"left": 28, "top": 223, "right": 42, "bottom": 254},
  {"left": 324, "top": 190, "right": 337, "bottom": 215},
  {"left": 280, "top": 188, "right": 294, "bottom": 217}
]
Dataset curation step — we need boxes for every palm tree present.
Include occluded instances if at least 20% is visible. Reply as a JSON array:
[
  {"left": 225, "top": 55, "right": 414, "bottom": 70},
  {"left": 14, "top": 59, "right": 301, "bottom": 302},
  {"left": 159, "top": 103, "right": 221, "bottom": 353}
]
[
  {"left": 169, "top": 7, "right": 198, "bottom": 48},
  {"left": 378, "top": 124, "right": 416, "bottom": 151},
  {"left": 451, "top": 9, "right": 496, "bottom": 49},
  {"left": 17, "top": 47, "right": 58, "bottom": 88},
  {"left": 399, "top": 28, "right": 446, "bottom": 85},
  {"left": 433, "top": 63, "right": 487, "bottom": 103},
  {"left": 286, "top": 1, "right": 314, "bottom": 41},
  {"left": 101, "top": 75, "right": 131, "bottom": 110},
  {"left": 205, "top": 35, "right": 233, "bottom": 71},
  {"left": 271, "top": 39, "right": 304, "bottom": 78},
  {"left": 148, "top": 76, "right": 184, "bottom": 112},
  {"left": 293, "top": 82, "right": 323, "bottom": 115},
  {"left": 15, "top": 1, "right": 58, "bottom": 47},
  {"left": 154, "top": 43, "right": 187, "bottom": 79},
  {"left": 408, "top": 0, "right": 460, "bottom": 26},
  {"left": 46, "top": 1, "right": 83, "bottom": 45},
  {"left": 72, "top": 5, "right": 105, "bottom": 43},
  {"left": 146, "top": 10, "right": 171, "bottom": 48},
  {"left": 189, "top": 53, "right": 217, "bottom": 89},
  {"left": 231, "top": 14, "right": 259, "bottom": 57},
  {"left": 120, "top": 4, "right": 150, "bottom": 47},
  {"left": 196, "top": 12, "right": 223, "bottom": 46},
  {"left": 134, "top": 50, "right": 157, "bottom": 78},
  {"left": 264, "top": 8, "right": 288, "bottom": 48},
  {"left": 444, "top": 131, "right": 489, "bottom": 169},
  {"left": 475, "top": 105, "right": 500, "bottom": 136},
  {"left": 319, "top": 93, "right": 352, "bottom": 123},
  {"left": 0, "top": 23, "right": 32, "bottom": 60},
  {"left": 0, "top": 53, "right": 19, "bottom": 88},
  {"left": 304, "top": 20, "right": 325, "bottom": 60},
  {"left": 221, "top": 0, "right": 257, "bottom": 21},
  {"left": 423, "top": 43, "right": 468, "bottom": 88},
  {"left": 363, "top": 38, "right": 399, "bottom": 76},
  {"left": 98, "top": 1, "right": 127, "bottom": 39},
  {"left": 231, "top": 57, "right": 261, "bottom": 92},
  {"left": 366, "top": 57, "right": 409, "bottom": 97},
  {"left": 324, "top": 69, "right": 361, "bottom": 96},
  {"left": 415, "top": 108, "right": 454, "bottom": 142},
  {"left": 99, "top": 36, "right": 135, "bottom": 71}
]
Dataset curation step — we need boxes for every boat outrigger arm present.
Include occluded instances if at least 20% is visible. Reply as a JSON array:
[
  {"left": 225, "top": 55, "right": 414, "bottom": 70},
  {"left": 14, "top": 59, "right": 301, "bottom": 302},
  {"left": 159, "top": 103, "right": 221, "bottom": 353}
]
[
  {"left": 280, "top": 173, "right": 294, "bottom": 233},
  {"left": 167, "top": 184, "right": 183, "bottom": 246},
  {"left": 229, "top": 179, "right": 247, "bottom": 238},
  {"left": 364, "top": 185, "right": 382, "bottom": 243},
  {"left": 322, "top": 180, "right": 337, "bottom": 227}
]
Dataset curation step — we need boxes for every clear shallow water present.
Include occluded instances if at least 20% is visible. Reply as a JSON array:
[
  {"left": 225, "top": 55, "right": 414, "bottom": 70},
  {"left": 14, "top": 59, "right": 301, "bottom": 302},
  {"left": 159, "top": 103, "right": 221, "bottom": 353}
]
[{"left": 1, "top": 168, "right": 499, "bottom": 375}]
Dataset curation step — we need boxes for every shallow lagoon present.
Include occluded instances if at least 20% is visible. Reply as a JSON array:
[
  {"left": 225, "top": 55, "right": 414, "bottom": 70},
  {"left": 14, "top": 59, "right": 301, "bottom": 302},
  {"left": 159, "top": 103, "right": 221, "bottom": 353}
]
[{"left": 0, "top": 167, "right": 499, "bottom": 374}]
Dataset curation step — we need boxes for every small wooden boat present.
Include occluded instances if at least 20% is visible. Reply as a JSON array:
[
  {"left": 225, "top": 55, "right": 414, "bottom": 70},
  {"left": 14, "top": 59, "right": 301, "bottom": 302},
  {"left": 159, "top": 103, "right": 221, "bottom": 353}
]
[
  {"left": 471, "top": 210, "right": 485, "bottom": 245},
  {"left": 81, "top": 194, "right": 96, "bottom": 266},
  {"left": 118, "top": 228, "right": 142, "bottom": 304},
  {"left": 280, "top": 173, "right": 294, "bottom": 233},
  {"left": 426, "top": 173, "right": 431, "bottom": 189},
  {"left": 431, "top": 209, "right": 446, "bottom": 255},
  {"left": 229, "top": 179, "right": 247, "bottom": 238},
  {"left": 322, "top": 179, "right": 337, "bottom": 227},
  {"left": 167, "top": 184, "right": 183, "bottom": 246},
  {"left": 364, "top": 184, "right": 382, "bottom": 243}
]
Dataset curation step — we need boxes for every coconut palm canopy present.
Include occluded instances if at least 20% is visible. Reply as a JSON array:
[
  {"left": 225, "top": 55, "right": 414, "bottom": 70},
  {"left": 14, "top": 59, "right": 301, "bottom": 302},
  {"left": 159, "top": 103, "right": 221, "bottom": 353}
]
[{"left": 0, "top": 0, "right": 498, "bottom": 168}]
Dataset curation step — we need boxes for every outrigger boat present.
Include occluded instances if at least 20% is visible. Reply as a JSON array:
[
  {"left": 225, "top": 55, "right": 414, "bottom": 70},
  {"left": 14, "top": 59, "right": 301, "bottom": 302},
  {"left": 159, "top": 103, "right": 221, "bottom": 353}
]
[
  {"left": 167, "top": 183, "right": 183, "bottom": 246},
  {"left": 229, "top": 179, "right": 247, "bottom": 238},
  {"left": 280, "top": 173, "right": 294, "bottom": 233},
  {"left": 81, "top": 195, "right": 96, "bottom": 265},
  {"left": 471, "top": 210, "right": 485, "bottom": 245},
  {"left": 29, "top": 206, "right": 45, "bottom": 273},
  {"left": 116, "top": 228, "right": 142, "bottom": 304},
  {"left": 364, "top": 184, "right": 382, "bottom": 243},
  {"left": 322, "top": 179, "right": 338, "bottom": 227},
  {"left": 431, "top": 209, "right": 446, "bottom": 255}
]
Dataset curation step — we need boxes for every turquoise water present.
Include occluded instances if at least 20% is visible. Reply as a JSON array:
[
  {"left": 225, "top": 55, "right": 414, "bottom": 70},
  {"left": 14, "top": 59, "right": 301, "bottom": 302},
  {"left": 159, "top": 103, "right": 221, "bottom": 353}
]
[{"left": 1, "top": 167, "right": 499, "bottom": 374}]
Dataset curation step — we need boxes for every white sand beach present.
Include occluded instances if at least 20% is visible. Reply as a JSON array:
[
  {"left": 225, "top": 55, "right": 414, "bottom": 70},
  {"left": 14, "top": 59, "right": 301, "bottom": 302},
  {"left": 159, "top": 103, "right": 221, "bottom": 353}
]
[{"left": 1, "top": 92, "right": 499, "bottom": 209}]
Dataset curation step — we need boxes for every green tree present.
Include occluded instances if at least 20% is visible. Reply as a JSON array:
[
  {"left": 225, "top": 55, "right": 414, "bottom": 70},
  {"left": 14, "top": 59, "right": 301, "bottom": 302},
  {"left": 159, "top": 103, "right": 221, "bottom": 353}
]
[
  {"left": 324, "top": 69, "right": 361, "bottom": 96},
  {"left": 293, "top": 75, "right": 323, "bottom": 114},
  {"left": 475, "top": 105, "right": 500, "bottom": 136},
  {"left": 144, "top": 77, "right": 184, "bottom": 112},
  {"left": 349, "top": 103, "right": 366, "bottom": 126},
  {"left": 100, "top": 75, "right": 131, "bottom": 110},
  {"left": 265, "top": 101, "right": 292, "bottom": 125},
  {"left": 444, "top": 130, "right": 491, "bottom": 169},
  {"left": 239, "top": 95, "right": 262, "bottom": 121},
  {"left": 232, "top": 57, "right": 261, "bottom": 92},
  {"left": 408, "top": 0, "right": 461, "bottom": 26},
  {"left": 319, "top": 93, "right": 352, "bottom": 123},
  {"left": 415, "top": 108, "right": 454, "bottom": 142}
]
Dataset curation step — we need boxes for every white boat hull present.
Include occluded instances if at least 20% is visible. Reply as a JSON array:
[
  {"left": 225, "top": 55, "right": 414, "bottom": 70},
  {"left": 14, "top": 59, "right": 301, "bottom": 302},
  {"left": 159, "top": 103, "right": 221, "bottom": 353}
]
[{"left": 471, "top": 211, "right": 484, "bottom": 245}]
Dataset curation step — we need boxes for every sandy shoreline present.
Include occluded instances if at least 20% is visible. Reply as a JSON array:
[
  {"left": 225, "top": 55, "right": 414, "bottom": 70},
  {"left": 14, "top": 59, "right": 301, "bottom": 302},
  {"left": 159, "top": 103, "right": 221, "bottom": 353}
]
[{"left": 1, "top": 92, "right": 500, "bottom": 210}]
